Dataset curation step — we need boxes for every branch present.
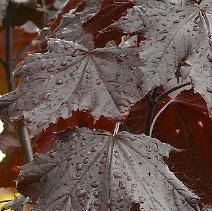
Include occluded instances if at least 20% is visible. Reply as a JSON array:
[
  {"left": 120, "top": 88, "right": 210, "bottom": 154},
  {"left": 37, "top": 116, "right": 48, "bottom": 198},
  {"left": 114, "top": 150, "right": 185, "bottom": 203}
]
[
  {"left": 4, "top": 0, "right": 33, "bottom": 163},
  {"left": 154, "top": 82, "right": 191, "bottom": 103}
]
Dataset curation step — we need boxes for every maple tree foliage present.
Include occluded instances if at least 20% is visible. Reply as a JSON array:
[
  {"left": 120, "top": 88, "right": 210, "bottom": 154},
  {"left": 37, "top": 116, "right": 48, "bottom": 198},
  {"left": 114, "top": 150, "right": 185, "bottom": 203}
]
[
  {"left": 0, "top": 0, "right": 211, "bottom": 210},
  {"left": 18, "top": 128, "right": 199, "bottom": 211},
  {"left": 123, "top": 89, "right": 212, "bottom": 205}
]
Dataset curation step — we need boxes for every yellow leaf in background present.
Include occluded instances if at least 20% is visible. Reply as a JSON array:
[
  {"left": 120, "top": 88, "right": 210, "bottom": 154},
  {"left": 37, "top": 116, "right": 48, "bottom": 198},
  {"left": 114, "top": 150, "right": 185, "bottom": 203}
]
[
  {"left": 0, "top": 119, "right": 4, "bottom": 134},
  {"left": 0, "top": 94, "right": 4, "bottom": 134},
  {"left": 0, "top": 150, "right": 6, "bottom": 162},
  {"left": 0, "top": 188, "right": 16, "bottom": 210}
]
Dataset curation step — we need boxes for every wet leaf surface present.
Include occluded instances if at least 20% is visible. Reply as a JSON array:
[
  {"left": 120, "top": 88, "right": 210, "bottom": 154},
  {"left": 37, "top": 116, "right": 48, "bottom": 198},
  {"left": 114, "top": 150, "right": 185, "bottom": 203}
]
[
  {"left": 0, "top": 39, "right": 143, "bottom": 137},
  {"left": 18, "top": 127, "right": 199, "bottom": 211}
]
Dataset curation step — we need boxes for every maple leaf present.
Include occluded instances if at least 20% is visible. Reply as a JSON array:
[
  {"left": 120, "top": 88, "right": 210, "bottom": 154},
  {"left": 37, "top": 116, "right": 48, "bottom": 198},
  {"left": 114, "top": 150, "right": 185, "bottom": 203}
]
[
  {"left": 0, "top": 38, "right": 143, "bottom": 137},
  {"left": 17, "top": 127, "right": 200, "bottom": 211},
  {"left": 53, "top": 0, "right": 134, "bottom": 47},
  {"left": 123, "top": 89, "right": 212, "bottom": 205},
  {"left": 50, "top": 0, "right": 83, "bottom": 31},
  {"left": 109, "top": 0, "right": 212, "bottom": 114},
  {"left": 185, "top": 38, "right": 212, "bottom": 115}
]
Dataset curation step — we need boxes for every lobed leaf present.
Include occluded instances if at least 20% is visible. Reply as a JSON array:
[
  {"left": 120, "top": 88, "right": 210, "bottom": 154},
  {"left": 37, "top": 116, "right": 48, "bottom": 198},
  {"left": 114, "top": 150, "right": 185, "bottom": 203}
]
[
  {"left": 53, "top": 0, "right": 101, "bottom": 46},
  {"left": 18, "top": 127, "right": 200, "bottom": 211},
  {"left": 123, "top": 89, "right": 212, "bottom": 204},
  {"left": 110, "top": 0, "right": 212, "bottom": 115},
  {"left": 0, "top": 39, "right": 143, "bottom": 137}
]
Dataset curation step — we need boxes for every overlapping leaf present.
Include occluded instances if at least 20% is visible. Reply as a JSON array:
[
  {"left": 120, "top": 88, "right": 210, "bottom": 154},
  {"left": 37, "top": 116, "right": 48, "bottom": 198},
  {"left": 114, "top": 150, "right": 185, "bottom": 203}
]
[
  {"left": 18, "top": 127, "right": 200, "bottom": 211},
  {"left": 53, "top": 0, "right": 134, "bottom": 47},
  {"left": 186, "top": 38, "right": 212, "bottom": 115},
  {"left": 0, "top": 38, "right": 143, "bottom": 137},
  {"left": 109, "top": 0, "right": 212, "bottom": 115},
  {"left": 123, "top": 89, "right": 212, "bottom": 205},
  {"left": 53, "top": 0, "right": 101, "bottom": 45}
]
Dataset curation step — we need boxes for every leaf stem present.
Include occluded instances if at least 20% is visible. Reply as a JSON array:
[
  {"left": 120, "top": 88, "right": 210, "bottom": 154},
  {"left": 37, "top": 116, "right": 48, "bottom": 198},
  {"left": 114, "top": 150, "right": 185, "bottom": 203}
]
[
  {"left": 149, "top": 100, "right": 174, "bottom": 137},
  {"left": 17, "top": 123, "right": 33, "bottom": 162},
  {"left": 144, "top": 82, "right": 191, "bottom": 136},
  {"left": 154, "top": 82, "right": 191, "bottom": 103}
]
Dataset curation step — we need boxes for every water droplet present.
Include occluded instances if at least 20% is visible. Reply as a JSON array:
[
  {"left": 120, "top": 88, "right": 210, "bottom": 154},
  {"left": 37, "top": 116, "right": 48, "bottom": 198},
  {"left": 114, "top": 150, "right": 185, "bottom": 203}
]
[
  {"left": 90, "top": 181, "right": 99, "bottom": 188},
  {"left": 93, "top": 190, "right": 99, "bottom": 197},
  {"left": 86, "top": 74, "right": 91, "bottom": 79},
  {"left": 43, "top": 93, "right": 50, "bottom": 99},
  {"left": 83, "top": 158, "right": 89, "bottom": 164},
  {"left": 41, "top": 64, "right": 45, "bottom": 70},
  {"left": 100, "top": 157, "right": 106, "bottom": 164},
  {"left": 207, "top": 52, "right": 212, "bottom": 62},
  {"left": 116, "top": 56, "right": 122, "bottom": 62},
  {"left": 61, "top": 60, "right": 67, "bottom": 66},
  {"left": 173, "top": 20, "right": 179, "bottom": 24},
  {"left": 207, "top": 87, "right": 212, "bottom": 93},
  {"left": 26, "top": 117, "right": 32, "bottom": 123},
  {"left": 114, "top": 151, "right": 119, "bottom": 158},
  {"left": 98, "top": 166, "right": 104, "bottom": 174},
  {"left": 119, "top": 181, "right": 126, "bottom": 189},
  {"left": 96, "top": 80, "right": 101, "bottom": 85},
  {"left": 194, "top": 16, "right": 200, "bottom": 24},
  {"left": 193, "top": 25, "right": 199, "bottom": 31},
  {"left": 94, "top": 201, "right": 100, "bottom": 206},
  {"left": 117, "top": 196, "right": 124, "bottom": 203},
  {"left": 127, "top": 176, "right": 132, "bottom": 181},
  {"left": 76, "top": 189, "right": 86, "bottom": 197},
  {"left": 116, "top": 72, "right": 120, "bottom": 77},
  {"left": 113, "top": 172, "right": 122, "bottom": 178},
  {"left": 91, "top": 146, "right": 97, "bottom": 152},
  {"left": 76, "top": 163, "right": 83, "bottom": 171},
  {"left": 57, "top": 65, "right": 61, "bottom": 70},
  {"left": 56, "top": 79, "right": 63, "bottom": 85}
]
